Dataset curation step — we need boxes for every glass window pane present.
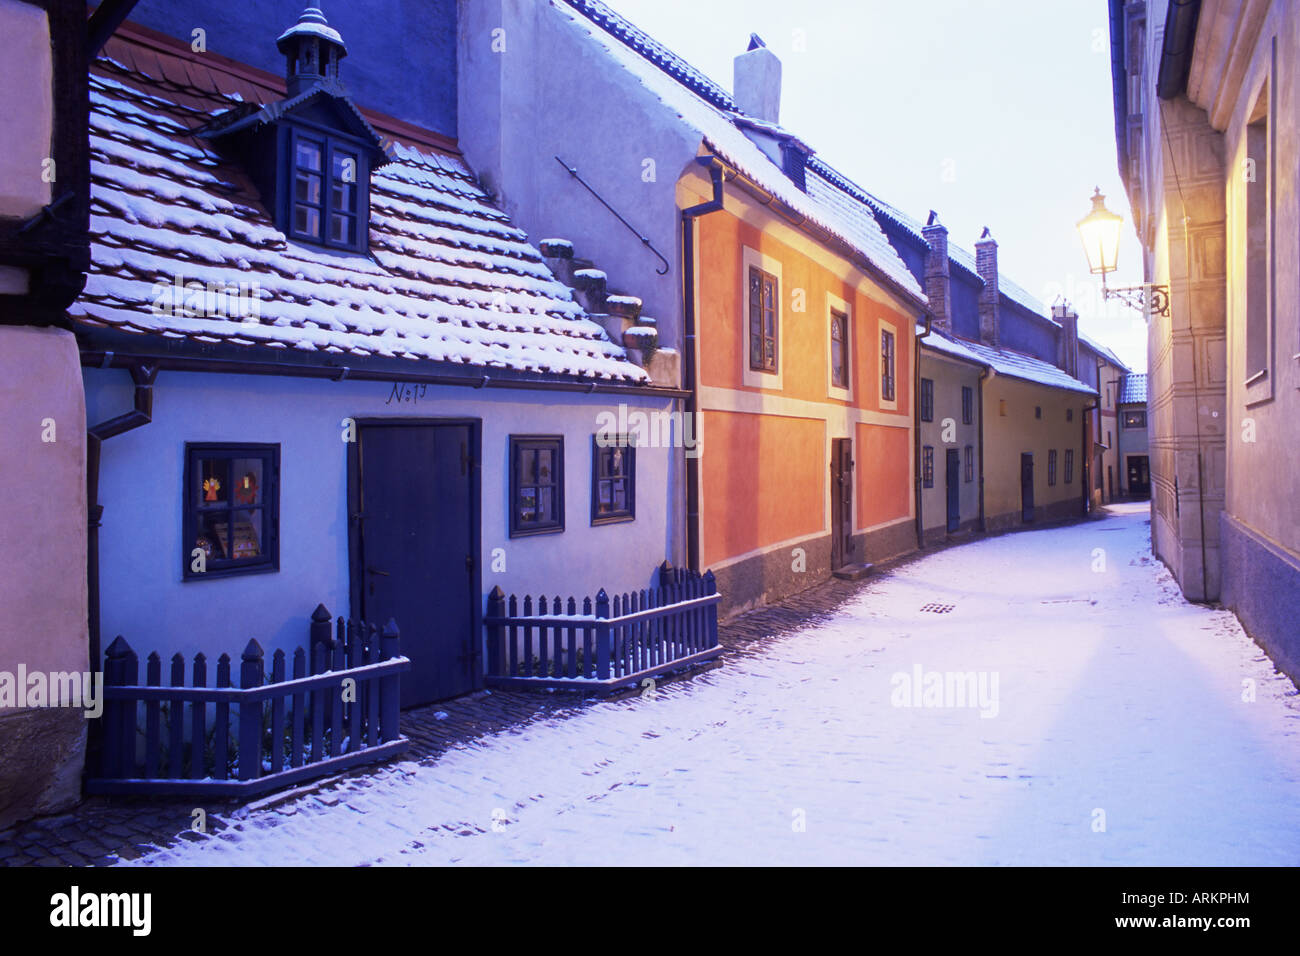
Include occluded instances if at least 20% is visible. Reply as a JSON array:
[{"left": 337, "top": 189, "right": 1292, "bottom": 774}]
[
  {"left": 330, "top": 213, "right": 353, "bottom": 244},
  {"left": 229, "top": 508, "right": 263, "bottom": 560},
  {"left": 230, "top": 458, "right": 264, "bottom": 506},
  {"left": 597, "top": 479, "right": 613, "bottom": 514},
  {"left": 519, "top": 449, "right": 536, "bottom": 484},
  {"left": 295, "top": 171, "right": 321, "bottom": 204},
  {"left": 197, "top": 458, "right": 229, "bottom": 507},
  {"left": 296, "top": 140, "right": 322, "bottom": 172},
  {"left": 295, "top": 204, "right": 320, "bottom": 238},
  {"left": 518, "top": 486, "right": 538, "bottom": 524},
  {"left": 537, "top": 450, "right": 553, "bottom": 484},
  {"left": 612, "top": 480, "right": 627, "bottom": 513},
  {"left": 195, "top": 513, "right": 229, "bottom": 561},
  {"left": 537, "top": 486, "right": 553, "bottom": 521}
]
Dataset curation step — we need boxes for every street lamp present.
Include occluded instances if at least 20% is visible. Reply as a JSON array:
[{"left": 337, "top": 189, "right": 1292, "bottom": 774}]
[{"left": 1076, "top": 187, "right": 1170, "bottom": 317}]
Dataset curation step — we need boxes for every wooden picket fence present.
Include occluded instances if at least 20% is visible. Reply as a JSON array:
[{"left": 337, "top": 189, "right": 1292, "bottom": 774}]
[
  {"left": 484, "top": 563, "right": 722, "bottom": 691},
  {"left": 86, "top": 605, "right": 410, "bottom": 797}
]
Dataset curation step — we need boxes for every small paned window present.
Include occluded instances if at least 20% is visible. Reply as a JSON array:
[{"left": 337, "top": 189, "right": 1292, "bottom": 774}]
[
  {"left": 1124, "top": 410, "right": 1146, "bottom": 429},
  {"left": 830, "top": 309, "right": 850, "bottom": 388},
  {"left": 961, "top": 386, "right": 973, "bottom": 425},
  {"left": 1064, "top": 449, "right": 1075, "bottom": 484},
  {"left": 920, "top": 378, "right": 935, "bottom": 422},
  {"left": 1067, "top": 408, "right": 1074, "bottom": 422},
  {"left": 1048, "top": 449, "right": 1058, "bottom": 486},
  {"left": 881, "top": 330, "right": 896, "bottom": 401},
  {"left": 288, "top": 128, "right": 367, "bottom": 252},
  {"left": 748, "top": 266, "right": 778, "bottom": 373},
  {"left": 1035, "top": 406, "right": 1042, "bottom": 419},
  {"left": 964, "top": 445, "right": 974, "bottom": 483},
  {"left": 591, "top": 435, "right": 635, "bottom": 524},
  {"left": 510, "top": 436, "right": 564, "bottom": 537},
  {"left": 922, "top": 445, "right": 934, "bottom": 489},
  {"left": 183, "top": 444, "right": 280, "bottom": 580}
]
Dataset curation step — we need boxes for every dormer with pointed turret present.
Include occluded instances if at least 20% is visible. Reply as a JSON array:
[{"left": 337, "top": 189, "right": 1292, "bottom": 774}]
[{"left": 199, "top": 5, "right": 389, "bottom": 255}]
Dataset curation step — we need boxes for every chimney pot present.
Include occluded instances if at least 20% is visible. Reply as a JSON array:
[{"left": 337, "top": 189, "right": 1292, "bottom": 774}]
[{"left": 734, "top": 41, "right": 782, "bottom": 124}]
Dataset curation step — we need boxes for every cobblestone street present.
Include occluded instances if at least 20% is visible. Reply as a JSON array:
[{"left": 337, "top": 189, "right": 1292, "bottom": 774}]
[{"left": 48, "top": 503, "right": 1297, "bottom": 867}]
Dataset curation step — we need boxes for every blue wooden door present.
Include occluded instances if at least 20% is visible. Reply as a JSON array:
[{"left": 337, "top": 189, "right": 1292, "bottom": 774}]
[
  {"left": 945, "top": 449, "right": 960, "bottom": 533},
  {"left": 356, "top": 423, "right": 477, "bottom": 707},
  {"left": 1021, "top": 453, "right": 1035, "bottom": 523}
]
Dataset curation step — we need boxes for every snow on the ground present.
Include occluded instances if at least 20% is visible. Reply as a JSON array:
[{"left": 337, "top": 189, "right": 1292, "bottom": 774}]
[{"left": 122, "top": 504, "right": 1300, "bottom": 866}]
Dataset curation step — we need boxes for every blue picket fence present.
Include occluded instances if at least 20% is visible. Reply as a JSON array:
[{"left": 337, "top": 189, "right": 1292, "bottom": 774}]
[
  {"left": 86, "top": 605, "right": 410, "bottom": 797},
  {"left": 484, "top": 563, "right": 722, "bottom": 691}
]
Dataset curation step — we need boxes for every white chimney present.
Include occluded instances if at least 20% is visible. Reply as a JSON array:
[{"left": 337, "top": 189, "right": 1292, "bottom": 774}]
[{"left": 734, "top": 34, "right": 781, "bottom": 124}]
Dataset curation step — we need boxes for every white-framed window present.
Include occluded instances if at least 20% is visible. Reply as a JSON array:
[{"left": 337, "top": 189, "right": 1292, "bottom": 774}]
[
  {"left": 742, "top": 246, "right": 784, "bottom": 390},
  {"left": 827, "top": 292, "right": 853, "bottom": 401}
]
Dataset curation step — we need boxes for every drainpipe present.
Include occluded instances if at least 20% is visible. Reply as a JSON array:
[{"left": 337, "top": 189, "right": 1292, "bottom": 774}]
[
  {"left": 87, "top": 362, "right": 158, "bottom": 674},
  {"left": 1082, "top": 398, "right": 1098, "bottom": 515},
  {"left": 679, "top": 156, "right": 725, "bottom": 571},
  {"left": 1114, "top": 380, "right": 1124, "bottom": 498},
  {"left": 977, "top": 365, "right": 991, "bottom": 532},
  {"left": 914, "top": 315, "right": 933, "bottom": 549}
]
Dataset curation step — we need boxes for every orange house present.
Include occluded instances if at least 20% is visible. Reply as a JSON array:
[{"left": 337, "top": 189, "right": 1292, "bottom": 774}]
[{"left": 679, "top": 139, "right": 929, "bottom": 613}]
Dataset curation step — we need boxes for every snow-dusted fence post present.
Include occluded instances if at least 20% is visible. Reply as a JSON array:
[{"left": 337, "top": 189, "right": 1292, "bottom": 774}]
[
  {"left": 486, "top": 586, "right": 506, "bottom": 677},
  {"left": 379, "top": 618, "right": 402, "bottom": 743},
  {"left": 238, "top": 639, "right": 264, "bottom": 781},
  {"left": 595, "top": 588, "right": 612, "bottom": 680}
]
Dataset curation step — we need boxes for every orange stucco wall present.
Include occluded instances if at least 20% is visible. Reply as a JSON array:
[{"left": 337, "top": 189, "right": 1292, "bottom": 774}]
[
  {"left": 701, "top": 410, "right": 824, "bottom": 567},
  {"left": 697, "top": 212, "right": 912, "bottom": 413},
  {"left": 856, "top": 422, "right": 912, "bottom": 528},
  {"left": 695, "top": 209, "right": 916, "bottom": 569}
]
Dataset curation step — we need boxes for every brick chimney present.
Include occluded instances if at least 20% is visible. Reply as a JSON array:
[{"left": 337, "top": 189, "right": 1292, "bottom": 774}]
[
  {"left": 922, "top": 211, "right": 951, "bottom": 333},
  {"left": 1054, "top": 301, "right": 1080, "bottom": 378},
  {"left": 974, "top": 227, "right": 999, "bottom": 347},
  {"left": 734, "top": 34, "right": 781, "bottom": 124}
]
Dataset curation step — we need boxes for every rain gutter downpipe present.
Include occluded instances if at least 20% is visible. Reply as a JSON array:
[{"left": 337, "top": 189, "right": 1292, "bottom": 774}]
[
  {"left": 680, "top": 155, "right": 726, "bottom": 571},
  {"left": 87, "top": 362, "right": 157, "bottom": 675},
  {"left": 914, "top": 314, "right": 933, "bottom": 549},
  {"left": 977, "top": 365, "right": 992, "bottom": 532}
]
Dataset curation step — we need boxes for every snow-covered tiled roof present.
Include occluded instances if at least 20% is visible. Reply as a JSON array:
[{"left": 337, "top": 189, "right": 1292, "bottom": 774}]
[
  {"left": 555, "top": 1, "right": 925, "bottom": 305},
  {"left": 71, "top": 49, "right": 648, "bottom": 384},
  {"left": 1118, "top": 372, "right": 1147, "bottom": 404},
  {"left": 916, "top": 324, "right": 984, "bottom": 366},
  {"left": 918, "top": 325, "right": 1096, "bottom": 395}
]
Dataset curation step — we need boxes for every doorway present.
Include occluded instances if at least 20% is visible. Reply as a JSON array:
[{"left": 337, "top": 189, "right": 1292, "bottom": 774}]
[
  {"left": 1021, "top": 453, "right": 1035, "bottom": 523},
  {"left": 350, "top": 420, "right": 480, "bottom": 708},
  {"left": 830, "top": 438, "right": 854, "bottom": 569},
  {"left": 945, "top": 448, "right": 961, "bottom": 533}
]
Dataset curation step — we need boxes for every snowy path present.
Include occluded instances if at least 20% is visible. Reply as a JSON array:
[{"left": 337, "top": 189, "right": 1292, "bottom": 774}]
[{"left": 124, "top": 504, "right": 1300, "bottom": 866}]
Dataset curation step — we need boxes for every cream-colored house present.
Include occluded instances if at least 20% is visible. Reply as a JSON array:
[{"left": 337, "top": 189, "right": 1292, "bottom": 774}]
[
  {"left": 0, "top": 0, "right": 91, "bottom": 829},
  {"left": 1112, "top": 0, "right": 1300, "bottom": 678}
]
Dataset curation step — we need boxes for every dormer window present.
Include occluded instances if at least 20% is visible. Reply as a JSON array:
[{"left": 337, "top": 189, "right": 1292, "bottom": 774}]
[
  {"left": 289, "top": 129, "right": 366, "bottom": 251},
  {"left": 199, "top": 7, "right": 387, "bottom": 257}
]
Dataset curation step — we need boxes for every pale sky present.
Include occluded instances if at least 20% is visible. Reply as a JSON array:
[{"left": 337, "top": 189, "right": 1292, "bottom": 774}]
[{"left": 603, "top": 0, "right": 1148, "bottom": 371}]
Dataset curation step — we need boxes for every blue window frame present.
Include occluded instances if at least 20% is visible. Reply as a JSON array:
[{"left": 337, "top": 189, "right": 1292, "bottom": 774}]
[
  {"left": 920, "top": 378, "right": 934, "bottom": 422},
  {"left": 591, "top": 435, "right": 635, "bottom": 524},
  {"left": 287, "top": 126, "right": 368, "bottom": 253},
  {"left": 183, "top": 443, "right": 280, "bottom": 580},
  {"left": 510, "top": 436, "right": 564, "bottom": 537}
]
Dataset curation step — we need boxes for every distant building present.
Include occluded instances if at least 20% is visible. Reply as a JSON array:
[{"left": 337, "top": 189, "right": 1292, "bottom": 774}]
[
  {"left": 1117, "top": 373, "right": 1150, "bottom": 498},
  {"left": 1112, "top": 0, "right": 1300, "bottom": 677}
]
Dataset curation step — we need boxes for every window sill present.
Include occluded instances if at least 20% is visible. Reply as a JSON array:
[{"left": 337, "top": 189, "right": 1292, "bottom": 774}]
[
  {"left": 591, "top": 513, "right": 635, "bottom": 527},
  {"left": 183, "top": 561, "right": 280, "bottom": 582},
  {"left": 509, "top": 525, "right": 565, "bottom": 539}
]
